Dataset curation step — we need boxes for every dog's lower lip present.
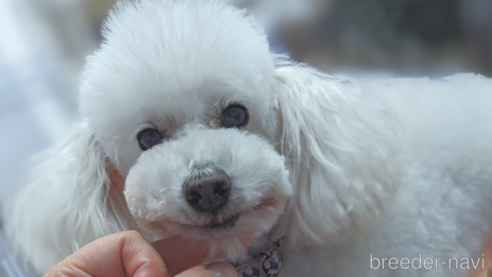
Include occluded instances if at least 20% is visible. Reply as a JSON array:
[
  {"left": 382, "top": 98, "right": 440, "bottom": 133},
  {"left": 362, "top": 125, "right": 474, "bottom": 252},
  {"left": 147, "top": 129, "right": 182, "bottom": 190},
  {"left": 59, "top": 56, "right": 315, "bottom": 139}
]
[{"left": 206, "top": 214, "right": 239, "bottom": 229}]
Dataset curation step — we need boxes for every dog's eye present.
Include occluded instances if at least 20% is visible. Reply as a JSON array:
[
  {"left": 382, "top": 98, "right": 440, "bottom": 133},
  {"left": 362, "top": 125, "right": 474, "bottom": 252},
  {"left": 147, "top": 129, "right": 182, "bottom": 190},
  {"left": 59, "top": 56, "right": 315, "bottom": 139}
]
[
  {"left": 222, "top": 105, "right": 248, "bottom": 128},
  {"left": 137, "top": 129, "right": 163, "bottom": 151}
]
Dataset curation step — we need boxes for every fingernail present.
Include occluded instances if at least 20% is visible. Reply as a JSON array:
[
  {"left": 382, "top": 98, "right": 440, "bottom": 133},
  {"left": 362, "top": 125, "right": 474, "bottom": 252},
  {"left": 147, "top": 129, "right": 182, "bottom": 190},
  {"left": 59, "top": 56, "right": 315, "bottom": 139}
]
[
  {"left": 206, "top": 262, "right": 236, "bottom": 277},
  {"left": 240, "top": 236, "right": 254, "bottom": 248}
]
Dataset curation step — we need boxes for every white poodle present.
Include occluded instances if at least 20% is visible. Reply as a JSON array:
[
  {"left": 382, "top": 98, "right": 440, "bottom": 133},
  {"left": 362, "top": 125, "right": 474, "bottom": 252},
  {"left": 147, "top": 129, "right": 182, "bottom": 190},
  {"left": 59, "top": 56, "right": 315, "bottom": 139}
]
[{"left": 3, "top": 0, "right": 492, "bottom": 276}]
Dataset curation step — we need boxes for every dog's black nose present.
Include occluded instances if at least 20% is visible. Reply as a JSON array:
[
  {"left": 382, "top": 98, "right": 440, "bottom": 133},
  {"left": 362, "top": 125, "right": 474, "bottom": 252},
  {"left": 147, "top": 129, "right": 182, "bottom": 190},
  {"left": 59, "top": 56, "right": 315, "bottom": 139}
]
[{"left": 182, "top": 169, "right": 231, "bottom": 213}]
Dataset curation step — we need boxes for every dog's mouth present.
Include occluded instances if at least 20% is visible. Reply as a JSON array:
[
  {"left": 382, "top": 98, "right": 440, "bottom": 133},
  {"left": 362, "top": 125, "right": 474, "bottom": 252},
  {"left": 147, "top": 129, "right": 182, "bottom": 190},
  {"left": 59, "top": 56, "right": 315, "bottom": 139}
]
[
  {"left": 205, "top": 214, "right": 240, "bottom": 229},
  {"left": 181, "top": 197, "right": 283, "bottom": 230},
  {"left": 181, "top": 213, "right": 241, "bottom": 230}
]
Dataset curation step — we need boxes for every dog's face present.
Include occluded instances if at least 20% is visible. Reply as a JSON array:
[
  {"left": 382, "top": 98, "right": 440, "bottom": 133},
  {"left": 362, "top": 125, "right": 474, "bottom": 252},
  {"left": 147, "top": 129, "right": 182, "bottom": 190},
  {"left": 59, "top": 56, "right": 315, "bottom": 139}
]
[
  {"left": 80, "top": 0, "right": 292, "bottom": 253},
  {"left": 79, "top": 0, "right": 402, "bottom": 257}
]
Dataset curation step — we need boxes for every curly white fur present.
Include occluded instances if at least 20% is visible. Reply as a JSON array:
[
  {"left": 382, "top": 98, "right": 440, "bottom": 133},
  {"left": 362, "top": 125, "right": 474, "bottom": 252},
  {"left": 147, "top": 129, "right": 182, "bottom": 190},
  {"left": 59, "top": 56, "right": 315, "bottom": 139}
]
[{"left": 3, "top": 0, "right": 492, "bottom": 276}]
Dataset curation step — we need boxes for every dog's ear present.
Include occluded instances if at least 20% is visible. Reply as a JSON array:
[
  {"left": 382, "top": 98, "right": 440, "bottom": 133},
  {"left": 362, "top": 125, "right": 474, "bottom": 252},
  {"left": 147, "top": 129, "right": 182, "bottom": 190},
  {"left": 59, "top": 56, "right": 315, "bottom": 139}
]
[
  {"left": 2, "top": 124, "right": 131, "bottom": 273},
  {"left": 274, "top": 63, "right": 402, "bottom": 245}
]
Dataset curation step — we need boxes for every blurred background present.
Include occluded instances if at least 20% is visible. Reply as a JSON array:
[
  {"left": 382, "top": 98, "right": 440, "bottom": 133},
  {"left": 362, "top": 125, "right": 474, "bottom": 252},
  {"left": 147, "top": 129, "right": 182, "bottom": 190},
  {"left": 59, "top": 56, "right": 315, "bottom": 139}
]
[{"left": 0, "top": 0, "right": 492, "bottom": 200}]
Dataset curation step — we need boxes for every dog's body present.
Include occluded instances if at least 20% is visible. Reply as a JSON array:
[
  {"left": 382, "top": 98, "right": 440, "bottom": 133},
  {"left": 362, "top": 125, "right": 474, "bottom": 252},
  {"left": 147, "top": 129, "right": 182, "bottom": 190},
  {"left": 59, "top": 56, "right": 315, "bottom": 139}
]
[
  {"left": 280, "top": 75, "right": 492, "bottom": 277},
  {"left": 3, "top": 1, "right": 492, "bottom": 276}
]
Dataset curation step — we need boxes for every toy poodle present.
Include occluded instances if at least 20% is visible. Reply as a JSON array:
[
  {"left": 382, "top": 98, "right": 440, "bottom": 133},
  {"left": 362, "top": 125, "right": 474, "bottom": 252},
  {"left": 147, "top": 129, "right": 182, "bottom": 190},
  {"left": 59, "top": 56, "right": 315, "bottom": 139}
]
[{"left": 3, "top": 0, "right": 492, "bottom": 276}]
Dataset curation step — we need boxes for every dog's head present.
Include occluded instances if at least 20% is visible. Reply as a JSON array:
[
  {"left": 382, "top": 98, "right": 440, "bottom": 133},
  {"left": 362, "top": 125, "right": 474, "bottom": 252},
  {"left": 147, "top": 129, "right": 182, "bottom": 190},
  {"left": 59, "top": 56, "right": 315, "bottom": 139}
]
[{"left": 79, "top": 0, "right": 402, "bottom": 257}]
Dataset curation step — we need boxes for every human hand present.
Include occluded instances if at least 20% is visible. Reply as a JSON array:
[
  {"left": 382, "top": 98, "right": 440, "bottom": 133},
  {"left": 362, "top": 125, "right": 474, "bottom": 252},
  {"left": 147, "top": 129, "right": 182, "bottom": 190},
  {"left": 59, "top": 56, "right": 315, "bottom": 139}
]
[{"left": 43, "top": 230, "right": 252, "bottom": 277}]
